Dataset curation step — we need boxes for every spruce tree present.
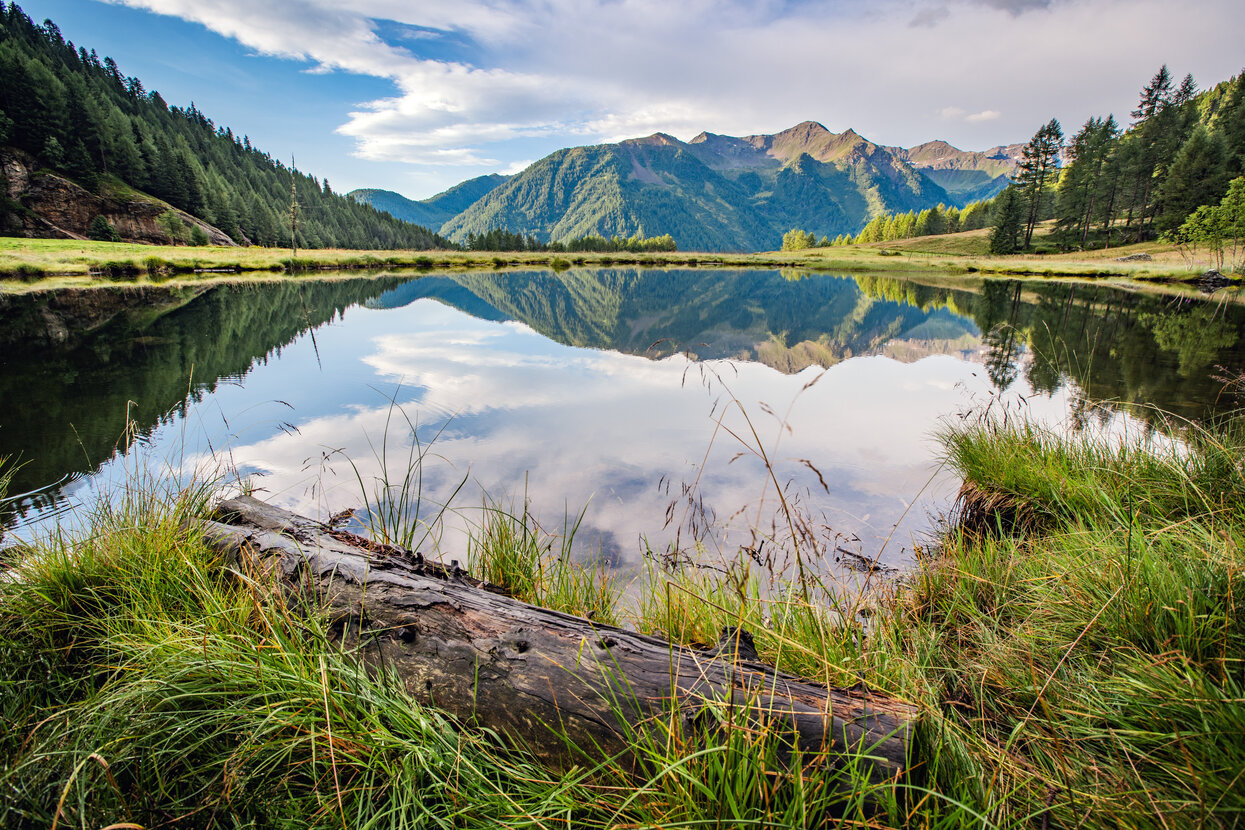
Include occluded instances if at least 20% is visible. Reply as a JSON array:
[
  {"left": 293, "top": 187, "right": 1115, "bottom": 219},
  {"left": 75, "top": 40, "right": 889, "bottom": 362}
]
[
  {"left": 1158, "top": 126, "right": 1229, "bottom": 233},
  {"left": 989, "top": 187, "right": 1023, "bottom": 255}
]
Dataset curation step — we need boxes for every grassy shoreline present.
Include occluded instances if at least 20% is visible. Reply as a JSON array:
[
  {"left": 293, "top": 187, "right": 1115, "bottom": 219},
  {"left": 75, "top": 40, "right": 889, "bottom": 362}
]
[
  {"left": 1, "top": 409, "right": 1242, "bottom": 827},
  {"left": 1, "top": 233, "right": 1233, "bottom": 295}
]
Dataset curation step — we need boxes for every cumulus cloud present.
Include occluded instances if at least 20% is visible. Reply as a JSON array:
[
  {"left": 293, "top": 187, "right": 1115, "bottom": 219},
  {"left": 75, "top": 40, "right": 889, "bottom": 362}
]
[{"left": 107, "top": 0, "right": 1245, "bottom": 175}]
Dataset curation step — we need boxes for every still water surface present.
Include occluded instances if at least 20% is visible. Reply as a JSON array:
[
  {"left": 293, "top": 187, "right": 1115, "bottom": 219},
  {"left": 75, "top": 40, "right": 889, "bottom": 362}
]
[{"left": 2, "top": 268, "right": 1242, "bottom": 580}]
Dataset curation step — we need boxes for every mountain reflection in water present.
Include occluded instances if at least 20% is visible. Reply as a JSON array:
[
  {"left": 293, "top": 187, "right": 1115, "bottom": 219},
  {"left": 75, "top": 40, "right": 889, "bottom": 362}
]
[{"left": 2, "top": 269, "right": 1242, "bottom": 580}]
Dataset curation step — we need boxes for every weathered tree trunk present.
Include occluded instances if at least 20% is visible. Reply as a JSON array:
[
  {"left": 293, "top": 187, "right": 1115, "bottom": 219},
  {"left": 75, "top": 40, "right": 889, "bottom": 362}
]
[{"left": 200, "top": 495, "right": 916, "bottom": 787}]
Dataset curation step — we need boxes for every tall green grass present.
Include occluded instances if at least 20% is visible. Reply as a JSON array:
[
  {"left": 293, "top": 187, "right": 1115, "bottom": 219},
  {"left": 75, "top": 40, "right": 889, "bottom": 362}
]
[
  {"left": 0, "top": 484, "right": 602, "bottom": 828},
  {"left": 3, "top": 411, "right": 1243, "bottom": 827},
  {"left": 467, "top": 498, "right": 619, "bottom": 625},
  {"left": 882, "top": 415, "right": 1245, "bottom": 828}
]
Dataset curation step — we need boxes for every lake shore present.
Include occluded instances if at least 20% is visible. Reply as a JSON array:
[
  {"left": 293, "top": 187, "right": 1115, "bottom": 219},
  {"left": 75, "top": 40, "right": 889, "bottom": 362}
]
[
  {"left": 1, "top": 412, "right": 1241, "bottom": 827},
  {"left": 0, "top": 233, "right": 1232, "bottom": 295}
]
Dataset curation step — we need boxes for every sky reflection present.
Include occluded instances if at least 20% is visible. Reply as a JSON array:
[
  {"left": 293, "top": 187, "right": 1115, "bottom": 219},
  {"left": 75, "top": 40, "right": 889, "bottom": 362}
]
[
  {"left": 171, "top": 296, "right": 1064, "bottom": 579},
  {"left": 4, "top": 270, "right": 1180, "bottom": 587}
]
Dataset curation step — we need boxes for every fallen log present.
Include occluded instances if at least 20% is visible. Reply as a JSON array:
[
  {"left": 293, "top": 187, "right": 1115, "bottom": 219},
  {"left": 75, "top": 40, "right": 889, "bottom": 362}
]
[{"left": 200, "top": 495, "right": 916, "bottom": 787}]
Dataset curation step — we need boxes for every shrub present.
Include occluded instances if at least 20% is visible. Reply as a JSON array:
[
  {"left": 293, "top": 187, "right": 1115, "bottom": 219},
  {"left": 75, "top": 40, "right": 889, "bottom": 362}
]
[
  {"left": 87, "top": 215, "right": 120, "bottom": 242},
  {"left": 156, "top": 210, "right": 189, "bottom": 244}
]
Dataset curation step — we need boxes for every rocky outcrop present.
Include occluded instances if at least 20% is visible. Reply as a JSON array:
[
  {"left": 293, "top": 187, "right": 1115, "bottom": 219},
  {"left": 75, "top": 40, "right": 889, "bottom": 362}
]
[{"left": 0, "top": 147, "right": 237, "bottom": 246}]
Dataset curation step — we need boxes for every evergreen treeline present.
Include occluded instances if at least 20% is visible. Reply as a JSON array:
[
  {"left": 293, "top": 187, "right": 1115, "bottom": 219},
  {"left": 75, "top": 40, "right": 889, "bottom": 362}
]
[
  {"left": 0, "top": 2, "right": 450, "bottom": 249},
  {"left": 1004, "top": 66, "right": 1245, "bottom": 254},
  {"left": 463, "top": 228, "right": 678, "bottom": 253}
]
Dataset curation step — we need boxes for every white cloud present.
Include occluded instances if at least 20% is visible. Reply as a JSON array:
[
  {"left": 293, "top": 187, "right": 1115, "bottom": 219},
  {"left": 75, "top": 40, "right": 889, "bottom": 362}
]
[
  {"left": 966, "top": 109, "right": 1002, "bottom": 122},
  {"left": 107, "top": 0, "right": 1245, "bottom": 175},
  {"left": 500, "top": 158, "right": 534, "bottom": 175}
]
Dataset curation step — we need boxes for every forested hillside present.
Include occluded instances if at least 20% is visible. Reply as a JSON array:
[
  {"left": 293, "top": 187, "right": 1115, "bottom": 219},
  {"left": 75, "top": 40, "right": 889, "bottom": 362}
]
[
  {"left": 0, "top": 2, "right": 448, "bottom": 249},
  {"left": 438, "top": 124, "right": 1003, "bottom": 252},
  {"left": 993, "top": 66, "right": 1245, "bottom": 256}
]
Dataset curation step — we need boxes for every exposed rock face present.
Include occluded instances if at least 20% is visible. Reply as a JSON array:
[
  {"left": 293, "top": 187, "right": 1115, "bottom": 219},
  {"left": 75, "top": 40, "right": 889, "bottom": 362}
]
[{"left": 0, "top": 147, "right": 236, "bottom": 246}]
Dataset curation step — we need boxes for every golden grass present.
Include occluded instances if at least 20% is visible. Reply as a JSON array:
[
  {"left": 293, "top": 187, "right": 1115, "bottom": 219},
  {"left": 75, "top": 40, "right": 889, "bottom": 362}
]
[{"left": 0, "top": 225, "right": 1231, "bottom": 295}]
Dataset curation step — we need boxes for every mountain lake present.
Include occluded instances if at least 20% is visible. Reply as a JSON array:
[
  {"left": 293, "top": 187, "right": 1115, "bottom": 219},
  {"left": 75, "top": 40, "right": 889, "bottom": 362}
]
[{"left": 3, "top": 268, "right": 1243, "bottom": 589}]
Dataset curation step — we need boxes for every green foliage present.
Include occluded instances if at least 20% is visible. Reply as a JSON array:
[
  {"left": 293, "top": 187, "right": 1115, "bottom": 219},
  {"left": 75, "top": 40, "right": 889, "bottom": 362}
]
[
  {"left": 463, "top": 226, "right": 544, "bottom": 251},
  {"left": 189, "top": 223, "right": 208, "bottom": 246},
  {"left": 468, "top": 501, "right": 618, "bottom": 624},
  {"left": 554, "top": 232, "right": 676, "bottom": 253},
  {"left": 0, "top": 4, "right": 450, "bottom": 250},
  {"left": 1051, "top": 65, "right": 1245, "bottom": 251},
  {"left": 1016, "top": 118, "right": 1063, "bottom": 247},
  {"left": 781, "top": 227, "right": 817, "bottom": 250},
  {"left": 896, "top": 415, "right": 1245, "bottom": 828},
  {"left": 0, "top": 490, "right": 599, "bottom": 827},
  {"left": 1053, "top": 115, "right": 1119, "bottom": 249},
  {"left": 988, "top": 187, "right": 1023, "bottom": 254},
  {"left": 155, "top": 208, "right": 187, "bottom": 243},
  {"left": 1172, "top": 175, "right": 1245, "bottom": 271},
  {"left": 86, "top": 213, "right": 118, "bottom": 242},
  {"left": 1158, "top": 125, "right": 1229, "bottom": 232},
  {"left": 852, "top": 200, "right": 986, "bottom": 244}
]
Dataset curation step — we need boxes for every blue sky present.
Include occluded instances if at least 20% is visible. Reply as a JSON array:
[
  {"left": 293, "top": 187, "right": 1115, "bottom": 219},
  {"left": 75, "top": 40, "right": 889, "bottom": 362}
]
[{"left": 18, "top": 0, "right": 1245, "bottom": 199}]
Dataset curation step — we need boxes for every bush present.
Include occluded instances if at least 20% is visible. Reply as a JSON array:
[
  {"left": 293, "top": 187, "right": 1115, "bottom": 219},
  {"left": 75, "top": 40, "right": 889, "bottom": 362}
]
[
  {"left": 189, "top": 225, "right": 209, "bottom": 246},
  {"left": 87, "top": 215, "right": 120, "bottom": 242},
  {"left": 156, "top": 210, "right": 189, "bottom": 244}
]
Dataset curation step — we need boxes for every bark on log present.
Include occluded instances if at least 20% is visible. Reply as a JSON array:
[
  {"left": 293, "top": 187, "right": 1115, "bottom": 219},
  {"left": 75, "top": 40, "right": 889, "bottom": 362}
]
[{"left": 200, "top": 495, "right": 916, "bottom": 787}]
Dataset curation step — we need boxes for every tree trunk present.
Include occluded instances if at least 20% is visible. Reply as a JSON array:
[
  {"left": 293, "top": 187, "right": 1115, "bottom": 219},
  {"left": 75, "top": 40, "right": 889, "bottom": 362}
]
[{"left": 200, "top": 495, "right": 916, "bottom": 789}]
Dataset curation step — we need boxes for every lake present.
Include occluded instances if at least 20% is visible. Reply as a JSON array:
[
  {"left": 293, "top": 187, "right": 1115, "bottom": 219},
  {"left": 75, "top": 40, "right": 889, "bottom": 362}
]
[{"left": 2, "top": 268, "right": 1242, "bottom": 584}]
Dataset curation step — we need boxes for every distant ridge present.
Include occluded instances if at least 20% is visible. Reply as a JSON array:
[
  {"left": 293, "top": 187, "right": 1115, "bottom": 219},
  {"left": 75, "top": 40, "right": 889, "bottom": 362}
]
[
  {"left": 349, "top": 173, "right": 510, "bottom": 228},
  {"left": 887, "top": 140, "right": 1021, "bottom": 204},
  {"left": 431, "top": 122, "right": 1009, "bottom": 251}
]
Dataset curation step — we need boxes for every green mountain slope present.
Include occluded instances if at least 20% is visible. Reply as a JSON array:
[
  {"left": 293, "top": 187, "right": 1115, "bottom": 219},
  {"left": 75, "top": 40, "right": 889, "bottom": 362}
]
[
  {"left": 0, "top": 3, "right": 448, "bottom": 249},
  {"left": 349, "top": 173, "right": 508, "bottom": 228},
  {"left": 440, "top": 122, "right": 956, "bottom": 252}
]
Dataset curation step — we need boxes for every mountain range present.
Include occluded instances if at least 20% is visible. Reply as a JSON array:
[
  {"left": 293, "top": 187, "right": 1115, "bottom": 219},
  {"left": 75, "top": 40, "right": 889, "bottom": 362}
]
[{"left": 350, "top": 123, "right": 1020, "bottom": 252}]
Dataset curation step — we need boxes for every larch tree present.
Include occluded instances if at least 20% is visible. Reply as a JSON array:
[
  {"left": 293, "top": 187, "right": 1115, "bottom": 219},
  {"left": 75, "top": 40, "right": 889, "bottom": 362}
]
[{"left": 1016, "top": 118, "right": 1064, "bottom": 247}]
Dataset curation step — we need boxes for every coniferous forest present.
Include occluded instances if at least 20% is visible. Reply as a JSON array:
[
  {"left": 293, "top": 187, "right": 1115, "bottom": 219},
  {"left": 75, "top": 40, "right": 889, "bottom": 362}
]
[
  {"left": 996, "top": 66, "right": 1245, "bottom": 256},
  {"left": 0, "top": 2, "right": 449, "bottom": 249}
]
